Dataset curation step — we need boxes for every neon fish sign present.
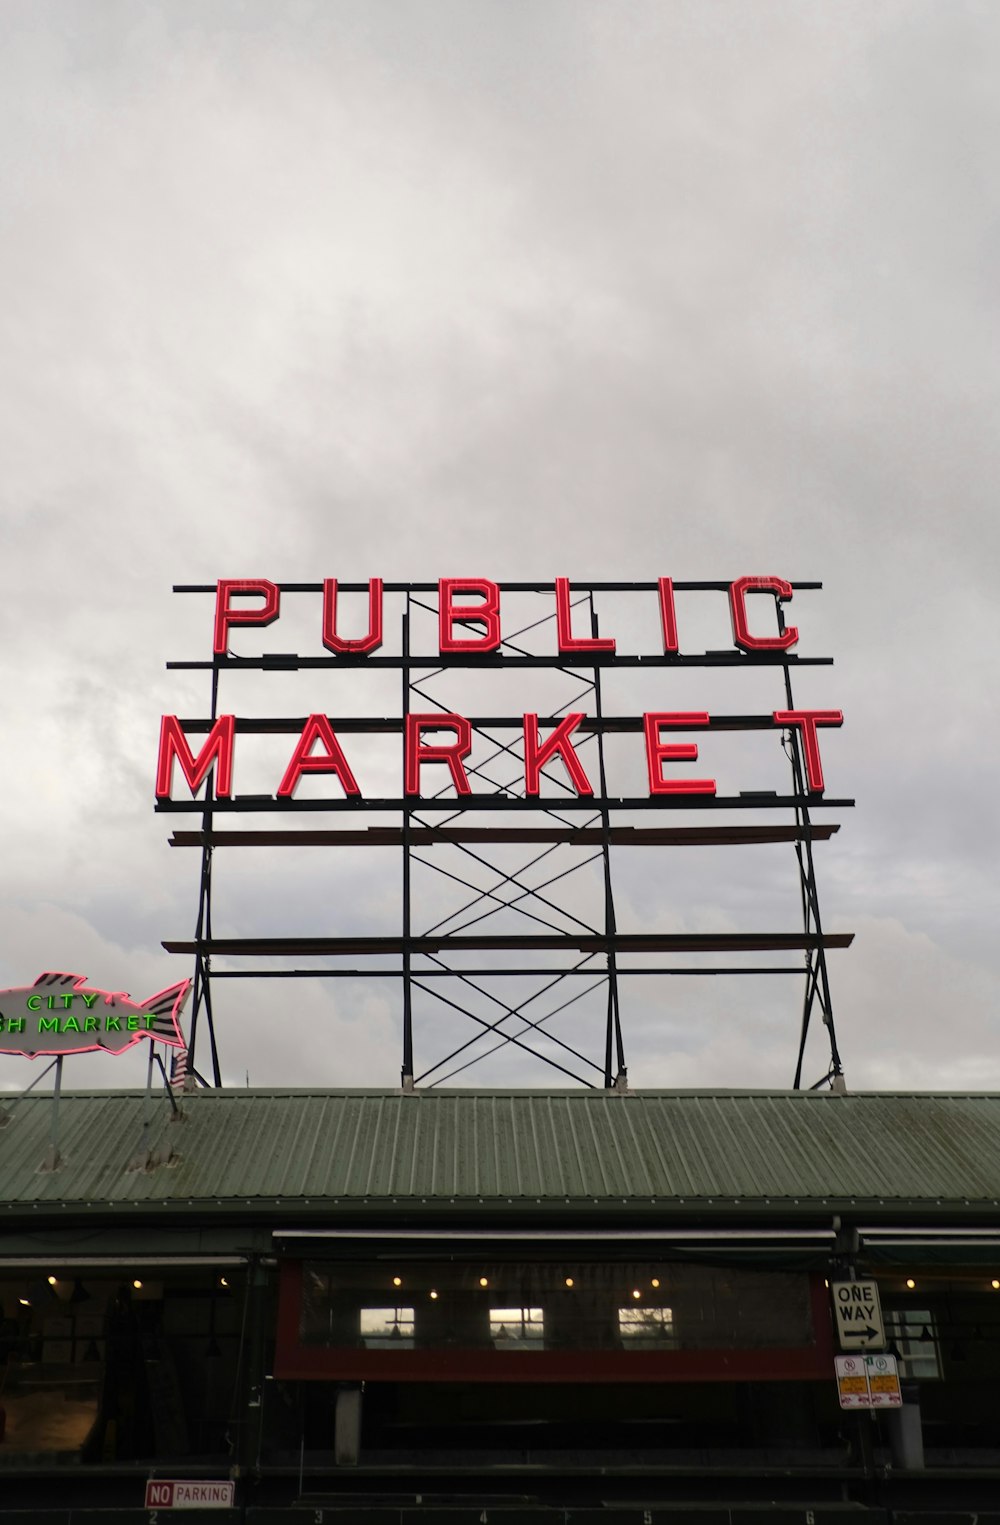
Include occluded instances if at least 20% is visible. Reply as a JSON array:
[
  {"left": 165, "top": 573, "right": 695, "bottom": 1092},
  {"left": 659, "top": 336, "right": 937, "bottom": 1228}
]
[{"left": 0, "top": 972, "right": 190, "bottom": 1058}]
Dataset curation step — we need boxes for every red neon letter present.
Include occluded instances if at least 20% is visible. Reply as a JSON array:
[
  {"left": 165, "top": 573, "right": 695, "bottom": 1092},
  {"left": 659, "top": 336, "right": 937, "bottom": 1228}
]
[
  {"left": 773, "top": 710, "right": 843, "bottom": 793},
  {"left": 277, "top": 715, "right": 361, "bottom": 798},
  {"left": 156, "top": 715, "right": 235, "bottom": 799},
  {"left": 554, "top": 579, "right": 616, "bottom": 654},
  {"left": 658, "top": 577, "right": 679, "bottom": 654},
  {"left": 438, "top": 579, "right": 501, "bottom": 653},
  {"left": 729, "top": 576, "right": 798, "bottom": 651},
  {"left": 213, "top": 579, "right": 280, "bottom": 656},
  {"left": 643, "top": 713, "right": 715, "bottom": 795},
  {"left": 405, "top": 714, "right": 473, "bottom": 795},
  {"left": 523, "top": 714, "right": 594, "bottom": 796},
  {"left": 322, "top": 578, "right": 383, "bottom": 654}
]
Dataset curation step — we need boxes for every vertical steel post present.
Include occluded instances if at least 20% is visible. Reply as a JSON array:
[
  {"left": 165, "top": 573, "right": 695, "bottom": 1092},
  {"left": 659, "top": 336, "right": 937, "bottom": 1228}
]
[
  {"left": 591, "top": 597, "right": 625, "bottom": 1090},
  {"left": 401, "top": 598, "right": 414, "bottom": 1089},
  {"left": 188, "top": 662, "right": 221, "bottom": 1085},
  {"left": 44, "top": 1054, "right": 64, "bottom": 1171},
  {"left": 780, "top": 613, "right": 844, "bottom": 1089}
]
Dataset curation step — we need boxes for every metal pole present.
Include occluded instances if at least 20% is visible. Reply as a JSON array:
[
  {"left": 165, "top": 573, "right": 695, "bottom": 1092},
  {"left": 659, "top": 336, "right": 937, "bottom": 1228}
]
[
  {"left": 401, "top": 599, "right": 414, "bottom": 1089},
  {"left": 591, "top": 597, "right": 625, "bottom": 1090},
  {"left": 780, "top": 613, "right": 844, "bottom": 1090},
  {"left": 43, "top": 1055, "right": 64, "bottom": 1171}
]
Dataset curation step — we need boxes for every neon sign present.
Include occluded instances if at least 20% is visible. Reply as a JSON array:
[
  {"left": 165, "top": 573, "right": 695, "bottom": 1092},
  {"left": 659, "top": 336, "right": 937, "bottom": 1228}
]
[
  {"left": 0, "top": 972, "right": 190, "bottom": 1058},
  {"left": 155, "top": 577, "right": 844, "bottom": 803},
  {"left": 154, "top": 575, "right": 852, "bottom": 1093}
]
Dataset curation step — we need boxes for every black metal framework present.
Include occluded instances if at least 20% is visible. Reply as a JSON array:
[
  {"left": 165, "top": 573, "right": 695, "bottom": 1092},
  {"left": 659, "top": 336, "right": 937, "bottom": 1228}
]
[{"left": 158, "top": 581, "right": 852, "bottom": 1092}]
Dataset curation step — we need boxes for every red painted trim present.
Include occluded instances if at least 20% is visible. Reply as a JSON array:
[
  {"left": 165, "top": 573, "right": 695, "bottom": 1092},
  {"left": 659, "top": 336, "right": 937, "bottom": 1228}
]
[{"left": 275, "top": 1265, "right": 834, "bottom": 1385}]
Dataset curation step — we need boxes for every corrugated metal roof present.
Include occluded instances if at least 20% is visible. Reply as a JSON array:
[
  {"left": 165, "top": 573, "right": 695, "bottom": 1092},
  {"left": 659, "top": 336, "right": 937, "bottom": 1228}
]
[{"left": 1, "top": 1089, "right": 999, "bottom": 1216}]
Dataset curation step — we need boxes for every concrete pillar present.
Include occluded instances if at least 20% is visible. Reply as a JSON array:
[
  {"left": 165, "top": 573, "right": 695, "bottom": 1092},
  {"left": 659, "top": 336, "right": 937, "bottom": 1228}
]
[
  {"left": 334, "top": 1385, "right": 362, "bottom": 1466},
  {"left": 887, "top": 1383, "right": 924, "bottom": 1470}
]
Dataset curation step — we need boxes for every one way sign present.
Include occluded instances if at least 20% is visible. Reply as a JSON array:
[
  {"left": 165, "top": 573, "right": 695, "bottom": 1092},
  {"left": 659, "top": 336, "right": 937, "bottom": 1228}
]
[{"left": 831, "top": 1280, "right": 886, "bottom": 1351}]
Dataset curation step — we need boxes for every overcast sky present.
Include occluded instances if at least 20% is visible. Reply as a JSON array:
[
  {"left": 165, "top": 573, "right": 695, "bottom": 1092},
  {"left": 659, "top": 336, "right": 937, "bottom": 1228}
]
[{"left": 1, "top": 0, "right": 998, "bottom": 1097}]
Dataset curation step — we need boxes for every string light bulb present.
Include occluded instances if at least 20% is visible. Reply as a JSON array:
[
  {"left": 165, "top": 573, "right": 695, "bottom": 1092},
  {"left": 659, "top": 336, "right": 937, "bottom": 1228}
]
[
  {"left": 479, "top": 1276, "right": 489, "bottom": 1288},
  {"left": 429, "top": 1290, "right": 438, "bottom": 1300},
  {"left": 565, "top": 1277, "right": 574, "bottom": 1288},
  {"left": 906, "top": 1279, "right": 916, "bottom": 1290},
  {"left": 392, "top": 1276, "right": 402, "bottom": 1287},
  {"left": 632, "top": 1289, "right": 641, "bottom": 1300},
  {"left": 133, "top": 1279, "right": 143, "bottom": 1290}
]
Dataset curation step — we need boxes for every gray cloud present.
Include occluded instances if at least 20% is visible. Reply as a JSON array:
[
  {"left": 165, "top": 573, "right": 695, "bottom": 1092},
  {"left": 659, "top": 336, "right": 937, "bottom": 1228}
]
[{"left": 1, "top": 1, "right": 997, "bottom": 1095}]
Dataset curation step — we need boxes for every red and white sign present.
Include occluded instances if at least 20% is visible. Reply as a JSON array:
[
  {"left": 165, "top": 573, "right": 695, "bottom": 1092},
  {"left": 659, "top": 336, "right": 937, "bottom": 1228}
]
[
  {"left": 834, "top": 1353, "right": 903, "bottom": 1410},
  {"left": 144, "top": 1479, "right": 235, "bottom": 1510}
]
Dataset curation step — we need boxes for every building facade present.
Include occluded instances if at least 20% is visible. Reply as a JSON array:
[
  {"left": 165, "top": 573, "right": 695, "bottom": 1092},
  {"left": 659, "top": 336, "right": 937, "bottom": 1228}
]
[{"left": 2, "top": 1086, "right": 1000, "bottom": 1522}]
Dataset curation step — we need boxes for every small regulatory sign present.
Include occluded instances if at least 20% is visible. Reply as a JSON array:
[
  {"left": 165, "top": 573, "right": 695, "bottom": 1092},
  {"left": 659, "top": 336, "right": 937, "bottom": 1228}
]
[
  {"left": 144, "top": 1479, "right": 235, "bottom": 1510},
  {"left": 865, "top": 1351, "right": 903, "bottom": 1408},
  {"left": 834, "top": 1353, "right": 903, "bottom": 1410},
  {"left": 831, "top": 1279, "right": 885, "bottom": 1351},
  {"left": 835, "top": 1353, "right": 870, "bottom": 1408}
]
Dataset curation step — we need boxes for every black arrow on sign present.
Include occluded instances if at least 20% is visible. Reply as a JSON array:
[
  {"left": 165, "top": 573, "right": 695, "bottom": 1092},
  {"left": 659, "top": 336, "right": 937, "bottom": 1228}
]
[{"left": 841, "top": 1325, "right": 880, "bottom": 1340}]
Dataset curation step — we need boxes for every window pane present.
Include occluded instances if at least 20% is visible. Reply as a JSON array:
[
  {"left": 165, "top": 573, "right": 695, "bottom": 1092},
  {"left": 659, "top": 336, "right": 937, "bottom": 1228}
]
[
  {"left": 489, "top": 1307, "right": 544, "bottom": 1347},
  {"left": 618, "top": 1306, "right": 675, "bottom": 1347},
  {"left": 360, "top": 1307, "right": 414, "bottom": 1349},
  {"left": 885, "top": 1309, "right": 940, "bottom": 1380}
]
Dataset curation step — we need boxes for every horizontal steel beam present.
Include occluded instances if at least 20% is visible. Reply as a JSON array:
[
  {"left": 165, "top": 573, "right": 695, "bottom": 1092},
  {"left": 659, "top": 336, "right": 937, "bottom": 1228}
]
[
  {"left": 167, "top": 652, "right": 833, "bottom": 670},
  {"left": 174, "top": 581, "right": 824, "bottom": 595},
  {"left": 155, "top": 794, "right": 854, "bottom": 814},
  {"left": 171, "top": 712, "right": 819, "bottom": 735},
  {"left": 163, "top": 932, "right": 854, "bottom": 956},
  {"left": 169, "top": 824, "right": 840, "bottom": 848},
  {"left": 205, "top": 965, "right": 811, "bottom": 978}
]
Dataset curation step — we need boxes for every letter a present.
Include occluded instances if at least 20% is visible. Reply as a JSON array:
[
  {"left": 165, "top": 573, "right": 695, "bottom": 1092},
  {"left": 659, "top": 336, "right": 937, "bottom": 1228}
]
[{"left": 277, "top": 715, "right": 361, "bottom": 797}]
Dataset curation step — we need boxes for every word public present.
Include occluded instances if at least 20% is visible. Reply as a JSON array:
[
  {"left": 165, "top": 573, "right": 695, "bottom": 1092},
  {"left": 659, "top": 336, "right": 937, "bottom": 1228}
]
[{"left": 209, "top": 575, "right": 805, "bottom": 656}]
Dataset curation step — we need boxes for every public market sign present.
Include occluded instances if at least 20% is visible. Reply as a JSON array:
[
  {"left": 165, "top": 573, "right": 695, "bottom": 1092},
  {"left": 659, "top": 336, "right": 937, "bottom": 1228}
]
[
  {"left": 0, "top": 972, "right": 190, "bottom": 1058},
  {"left": 154, "top": 577, "right": 845, "bottom": 802}
]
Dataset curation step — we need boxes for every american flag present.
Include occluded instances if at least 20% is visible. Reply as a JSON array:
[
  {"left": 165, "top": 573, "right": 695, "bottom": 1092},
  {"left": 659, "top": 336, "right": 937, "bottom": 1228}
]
[{"left": 169, "top": 1046, "right": 188, "bottom": 1090}]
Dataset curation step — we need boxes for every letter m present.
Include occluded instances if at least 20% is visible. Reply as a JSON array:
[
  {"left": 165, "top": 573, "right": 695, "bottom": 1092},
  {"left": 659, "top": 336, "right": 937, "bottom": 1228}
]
[{"left": 156, "top": 715, "right": 235, "bottom": 799}]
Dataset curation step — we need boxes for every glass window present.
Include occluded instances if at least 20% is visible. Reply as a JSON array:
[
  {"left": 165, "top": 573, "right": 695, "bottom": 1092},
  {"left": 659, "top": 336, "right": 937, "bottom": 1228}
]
[
  {"left": 298, "top": 1261, "right": 814, "bottom": 1354},
  {"left": 360, "top": 1307, "right": 414, "bottom": 1349},
  {"left": 885, "top": 1309, "right": 941, "bottom": 1379},
  {"left": 618, "top": 1305, "right": 675, "bottom": 1347},
  {"left": 489, "top": 1307, "right": 544, "bottom": 1348}
]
